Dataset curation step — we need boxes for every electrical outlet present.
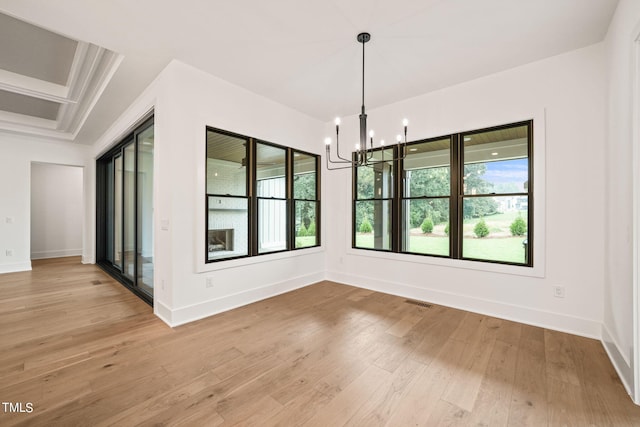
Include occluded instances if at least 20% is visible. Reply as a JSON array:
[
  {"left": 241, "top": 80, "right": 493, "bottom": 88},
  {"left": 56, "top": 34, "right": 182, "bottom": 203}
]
[
  {"left": 5, "top": 249, "right": 13, "bottom": 256},
  {"left": 206, "top": 277, "right": 214, "bottom": 288},
  {"left": 553, "top": 285, "right": 565, "bottom": 298}
]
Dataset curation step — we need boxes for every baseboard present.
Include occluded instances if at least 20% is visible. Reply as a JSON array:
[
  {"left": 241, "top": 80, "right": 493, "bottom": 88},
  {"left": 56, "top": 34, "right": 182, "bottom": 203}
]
[
  {"left": 154, "top": 300, "right": 174, "bottom": 327},
  {"left": 0, "top": 261, "right": 32, "bottom": 274},
  {"left": 325, "top": 270, "right": 601, "bottom": 339},
  {"left": 31, "top": 249, "right": 83, "bottom": 260},
  {"left": 601, "top": 323, "right": 634, "bottom": 399},
  {"left": 81, "top": 255, "right": 95, "bottom": 265},
  {"left": 160, "top": 271, "right": 324, "bottom": 327}
]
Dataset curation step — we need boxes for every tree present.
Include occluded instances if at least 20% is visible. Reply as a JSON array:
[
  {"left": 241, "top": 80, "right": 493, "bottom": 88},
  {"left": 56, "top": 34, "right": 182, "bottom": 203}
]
[
  {"left": 462, "top": 163, "right": 498, "bottom": 219},
  {"left": 297, "top": 224, "right": 308, "bottom": 237},
  {"left": 510, "top": 214, "right": 527, "bottom": 236},
  {"left": 406, "top": 167, "right": 450, "bottom": 227},
  {"left": 474, "top": 218, "right": 489, "bottom": 238},
  {"left": 444, "top": 223, "right": 449, "bottom": 236},
  {"left": 421, "top": 216, "right": 434, "bottom": 234}
]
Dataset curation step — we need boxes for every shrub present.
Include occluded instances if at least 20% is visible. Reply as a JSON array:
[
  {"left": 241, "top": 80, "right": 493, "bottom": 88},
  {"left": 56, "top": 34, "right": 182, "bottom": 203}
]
[
  {"left": 510, "top": 214, "right": 527, "bottom": 236},
  {"left": 297, "top": 224, "right": 308, "bottom": 237},
  {"left": 421, "top": 216, "right": 434, "bottom": 234},
  {"left": 306, "top": 221, "right": 316, "bottom": 236},
  {"left": 474, "top": 218, "right": 489, "bottom": 238},
  {"left": 444, "top": 223, "right": 449, "bottom": 236},
  {"left": 359, "top": 217, "right": 373, "bottom": 233}
]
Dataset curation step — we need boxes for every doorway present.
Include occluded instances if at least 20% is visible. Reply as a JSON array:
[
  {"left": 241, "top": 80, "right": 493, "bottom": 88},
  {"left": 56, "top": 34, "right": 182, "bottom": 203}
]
[
  {"left": 96, "top": 116, "right": 154, "bottom": 303},
  {"left": 30, "top": 163, "right": 83, "bottom": 260}
]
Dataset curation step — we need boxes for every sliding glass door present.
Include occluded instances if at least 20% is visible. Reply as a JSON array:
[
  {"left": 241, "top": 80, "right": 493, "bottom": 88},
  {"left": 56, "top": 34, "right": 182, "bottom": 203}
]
[{"left": 97, "top": 116, "right": 154, "bottom": 304}]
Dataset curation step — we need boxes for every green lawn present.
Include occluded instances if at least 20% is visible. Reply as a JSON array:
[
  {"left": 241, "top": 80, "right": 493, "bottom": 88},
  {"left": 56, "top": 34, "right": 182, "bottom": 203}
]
[
  {"left": 295, "top": 236, "right": 317, "bottom": 248},
  {"left": 355, "top": 233, "right": 526, "bottom": 264},
  {"left": 355, "top": 210, "right": 528, "bottom": 264}
]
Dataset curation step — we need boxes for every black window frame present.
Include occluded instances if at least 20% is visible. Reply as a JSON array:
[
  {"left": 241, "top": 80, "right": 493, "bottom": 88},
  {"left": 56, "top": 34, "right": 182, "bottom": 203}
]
[
  {"left": 206, "top": 126, "right": 320, "bottom": 264},
  {"left": 352, "top": 120, "right": 533, "bottom": 267},
  {"left": 291, "top": 148, "right": 321, "bottom": 251}
]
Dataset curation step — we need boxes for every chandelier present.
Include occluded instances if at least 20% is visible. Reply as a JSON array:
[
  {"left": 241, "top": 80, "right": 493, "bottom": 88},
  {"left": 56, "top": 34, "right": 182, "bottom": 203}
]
[{"left": 325, "top": 32, "right": 408, "bottom": 170}]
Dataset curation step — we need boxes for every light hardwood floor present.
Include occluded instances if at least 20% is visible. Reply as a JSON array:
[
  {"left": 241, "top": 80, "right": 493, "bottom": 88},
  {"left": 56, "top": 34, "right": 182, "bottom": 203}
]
[{"left": 1, "top": 257, "right": 639, "bottom": 426}]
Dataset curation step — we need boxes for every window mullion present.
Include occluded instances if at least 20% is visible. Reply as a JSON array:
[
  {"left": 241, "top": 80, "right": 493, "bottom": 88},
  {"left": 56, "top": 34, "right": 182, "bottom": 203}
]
[{"left": 451, "top": 134, "right": 462, "bottom": 260}]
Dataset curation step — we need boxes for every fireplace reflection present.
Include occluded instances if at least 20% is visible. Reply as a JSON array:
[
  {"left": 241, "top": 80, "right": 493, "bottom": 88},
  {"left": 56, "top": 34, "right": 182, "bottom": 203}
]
[{"left": 208, "top": 229, "right": 234, "bottom": 252}]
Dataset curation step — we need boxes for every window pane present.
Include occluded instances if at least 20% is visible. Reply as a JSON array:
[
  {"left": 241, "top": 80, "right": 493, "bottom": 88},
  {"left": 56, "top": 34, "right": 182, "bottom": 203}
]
[
  {"left": 462, "top": 196, "right": 529, "bottom": 264},
  {"left": 295, "top": 201, "right": 317, "bottom": 248},
  {"left": 463, "top": 124, "right": 529, "bottom": 195},
  {"left": 354, "top": 200, "right": 392, "bottom": 250},
  {"left": 356, "top": 150, "right": 394, "bottom": 199},
  {"left": 206, "top": 129, "right": 247, "bottom": 196},
  {"left": 257, "top": 177, "right": 286, "bottom": 198},
  {"left": 258, "top": 199, "right": 287, "bottom": 253},
  {"left": 293, "top": 152, "right": 316, "bottom": 200},
  {"left": 402, "top": 199, "right": 449, "bottom": 256},
  {"left": 256, "top": 143, "right": 286, "bottom": 197},
  {"left": 207, "top": 196, "right": 248, "bottom": 261},
  {"left": 404, "top": 139, "right": 450, "bottom": 198}
]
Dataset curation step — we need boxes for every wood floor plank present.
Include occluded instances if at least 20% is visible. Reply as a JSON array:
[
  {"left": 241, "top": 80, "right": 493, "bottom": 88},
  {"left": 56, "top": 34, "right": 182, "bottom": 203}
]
[
  {"left": 302, "top": 364, "right": 392, "bottom": 427},
  {"left": 385, "top": 337, "right": 468, "bottom": 426},
  {"left": 441, "top": 316, "right": 501, "bottom": 411},
  {"left": 343, "top": 358, "right": 426, "bottom": 427},
  {"left": 507, "top": 324, "right": 549, "bottom": 426},
  {"left": 1, "top": 258, "right": 639, "bottom": 426}
]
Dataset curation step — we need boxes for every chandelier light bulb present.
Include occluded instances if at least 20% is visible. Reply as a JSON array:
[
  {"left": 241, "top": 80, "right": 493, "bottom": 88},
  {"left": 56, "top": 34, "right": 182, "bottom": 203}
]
[
  {"left": 324, "top": 137, "right": 332, "bottom": 146},
  {"left": 335, "top": 117, "right": 341, "bottom": 126},
  {"left": 380, "top": 140, "right": 385, "bottom": 146},
  {"left": 396, "top": 134, "right": 401, "bottom": 143},
  {"left": 355, "top": 143, "right": 360, "bottom": 150},
  {"left": 369, "top": 130, "right": 375, "bottom": 138},
  {"left": 402, "top": 118, "right": 409, "bottom": 127}
]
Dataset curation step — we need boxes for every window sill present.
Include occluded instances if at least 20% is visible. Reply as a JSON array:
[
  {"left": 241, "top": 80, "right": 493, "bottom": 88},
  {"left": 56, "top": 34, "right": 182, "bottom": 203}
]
[
  {"left": 345, "top": 247, "right": 544, "bottom": 278},
  {"left": 198, "top": 245, "right": 324, "bottom": 273}
]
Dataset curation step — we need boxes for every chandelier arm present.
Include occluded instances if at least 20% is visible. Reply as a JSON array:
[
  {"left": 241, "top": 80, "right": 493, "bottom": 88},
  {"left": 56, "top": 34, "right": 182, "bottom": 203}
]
[
  {"left": 333, "top": 131, "right": 355, "bottom": 163},
  {"left": 325, "top": 153, "right": 358, "bottom": 170}
]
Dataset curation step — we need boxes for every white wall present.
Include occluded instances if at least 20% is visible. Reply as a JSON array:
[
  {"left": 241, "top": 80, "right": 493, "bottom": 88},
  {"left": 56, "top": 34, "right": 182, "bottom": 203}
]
[
  {"left": 0, "top": 134, "right": 91, "bottom": 273},
  {"left": 603, "top": 0, "right": 640, "bottom": 401},
  {"left": 96, "top": 60, "right": 326, "bottom": 326},
  {"left": 325, "top": 43, "right": 607, "bottom": 339},
  {"left": 30, "top": 163, "right": 83, "bottom": 259}
]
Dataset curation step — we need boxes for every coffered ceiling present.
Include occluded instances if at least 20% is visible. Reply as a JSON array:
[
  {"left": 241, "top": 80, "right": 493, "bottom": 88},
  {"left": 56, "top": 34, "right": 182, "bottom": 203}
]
[
  {"left": 0, "top": 0, "right": 619, "bottom": 144},
  {"left": 0, "top": 12, "right": 122, "bottom": 141}
]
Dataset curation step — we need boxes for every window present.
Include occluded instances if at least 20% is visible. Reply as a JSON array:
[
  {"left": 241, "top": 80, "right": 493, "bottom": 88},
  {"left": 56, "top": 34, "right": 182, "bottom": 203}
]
[
  {"left": 402, "top": 137, "right": 451, "bottom": 257},
  {"left": 353, "top": 121, "right": 532, "bottom": 267},
  {"left": 206, "top": 129, "right": 250, "bottom": 261},
  {"left": 256, "top": 142, "right": 287, "bottom": 254},
  {"left": 206, "top": 127, "right": 320, "bottom": 263},
  {"left": 293, "top": 150, "right": 319, "bottom": 248},
  {"left": 353, "top": 149, "right": 394, "bottom": 251}
]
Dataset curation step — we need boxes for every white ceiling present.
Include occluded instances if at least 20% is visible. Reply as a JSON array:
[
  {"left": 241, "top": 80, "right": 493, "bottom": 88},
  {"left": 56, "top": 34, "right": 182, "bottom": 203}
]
[{"left": 0, "top": 0, "right": 619, "bottom": 144}]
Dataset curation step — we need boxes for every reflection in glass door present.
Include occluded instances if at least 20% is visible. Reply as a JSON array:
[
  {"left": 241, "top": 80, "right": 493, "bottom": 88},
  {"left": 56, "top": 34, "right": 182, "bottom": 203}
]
[
  {"left": 137, "top": 126, "right": 154, "bottom": 297},
  {"left": 96, "top": 116, "right": 154, "bottom": 304},
  {"left": 114, "top": 155, "right": 123, "bottom": 270},
  {"left": 123, "top": 143, "right": 136, "bottom": 280}
]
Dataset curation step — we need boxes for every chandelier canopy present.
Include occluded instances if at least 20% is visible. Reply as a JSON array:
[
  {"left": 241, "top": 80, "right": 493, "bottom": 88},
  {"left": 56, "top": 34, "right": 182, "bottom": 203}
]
[{"left": 325, "top": 32, "right": 408, "bottom": 170}]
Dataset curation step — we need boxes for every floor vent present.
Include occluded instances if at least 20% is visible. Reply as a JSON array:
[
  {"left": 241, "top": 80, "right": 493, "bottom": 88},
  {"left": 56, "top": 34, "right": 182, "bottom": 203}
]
[{"left": 405, "top": 299, "right": 432, "bottom": 308}]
